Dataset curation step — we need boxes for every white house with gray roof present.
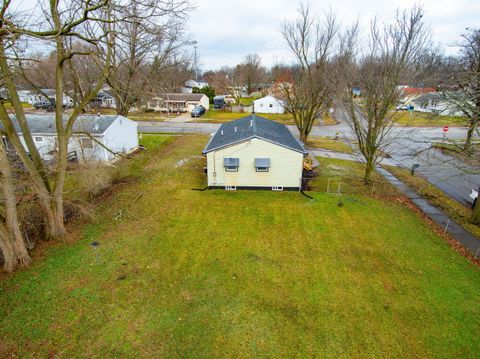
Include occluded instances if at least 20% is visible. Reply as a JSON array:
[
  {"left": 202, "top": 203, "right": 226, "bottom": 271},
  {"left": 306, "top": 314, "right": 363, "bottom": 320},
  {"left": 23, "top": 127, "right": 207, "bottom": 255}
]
[
  {"left": 202, "top": 115, "right": 307, "bottom": 190},
  {"left": 1, "top": 114, "right": 138, "bottom": 163}
]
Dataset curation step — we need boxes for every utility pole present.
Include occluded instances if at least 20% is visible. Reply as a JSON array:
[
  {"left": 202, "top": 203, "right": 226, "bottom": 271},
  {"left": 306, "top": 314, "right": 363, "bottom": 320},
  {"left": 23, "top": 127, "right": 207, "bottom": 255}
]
[{"left": 192, "top": 40, "right": 198, "bottom": 80}]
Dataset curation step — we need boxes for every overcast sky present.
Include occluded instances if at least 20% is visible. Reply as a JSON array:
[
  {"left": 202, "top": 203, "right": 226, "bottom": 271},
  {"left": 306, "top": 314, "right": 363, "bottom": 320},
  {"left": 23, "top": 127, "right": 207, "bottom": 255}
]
[{"left": 188, "top": 0, "right": 480, "bottom": 70}]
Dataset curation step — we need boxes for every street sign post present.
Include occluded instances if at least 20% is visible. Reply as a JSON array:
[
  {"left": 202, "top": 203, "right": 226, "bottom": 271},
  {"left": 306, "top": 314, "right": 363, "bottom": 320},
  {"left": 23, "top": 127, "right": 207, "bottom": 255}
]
[{"left": 442, "top": 126, "right": 449, "bottom": 143}]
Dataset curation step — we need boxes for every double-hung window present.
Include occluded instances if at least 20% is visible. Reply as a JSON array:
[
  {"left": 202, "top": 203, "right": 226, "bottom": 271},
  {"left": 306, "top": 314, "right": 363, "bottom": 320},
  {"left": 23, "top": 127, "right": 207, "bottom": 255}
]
[{"left": 224, "top": 157, "right": 239, "bottom": 172}]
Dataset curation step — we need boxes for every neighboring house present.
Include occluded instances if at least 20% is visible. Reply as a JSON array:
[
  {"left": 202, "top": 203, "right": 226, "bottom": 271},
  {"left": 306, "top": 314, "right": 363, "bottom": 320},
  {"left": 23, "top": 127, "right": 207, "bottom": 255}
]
[
  {"left": 412, "top": 93, "right": 465, "bottom": 117},
  {"left": 202, "top": 115, "right": 308, "bottom": 190},
  {"left": 0, "top": 88, "right": 48, "bottom": 104},
  {"left": 26, "top": 89, "right": 74, "bottom": 107},
  {"left": 90, "top": 91, "right": 116, "bottom": 108},
  {"left": 181, "top": 79, "right": 209, "bottom": 93},
  {"left": 147, "top": 93, "right": 210, "bottom": 113},
  {"left": 1, "top": 114, "right": 138, "bottom": 163},
  {"left": 253, "top": 95, "right": 285, "bottom": 114},
  {"left": 399, "top": 86, "right": 436, "bottom": 104}
]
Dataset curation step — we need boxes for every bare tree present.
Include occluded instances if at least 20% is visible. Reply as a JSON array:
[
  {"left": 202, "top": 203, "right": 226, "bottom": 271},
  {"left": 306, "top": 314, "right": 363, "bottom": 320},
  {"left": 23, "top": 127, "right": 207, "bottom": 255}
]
[
  {"left": 107, "top": 0, "right": 193, "bottom": 116},
  {"left": 0, "top": 0, "right": 113, "bottom": 240},
  {"left": 281, "top": 4, "right": 339, "bottom": 142},
  {"left": 441, "top": 28, "right": 480, "bottom": 153},
  {"left": 234, "top": 53, "right": 264, "bottom": 95},
  {"left": 340, "top": 6, "right": 429, "bottom": 183}
]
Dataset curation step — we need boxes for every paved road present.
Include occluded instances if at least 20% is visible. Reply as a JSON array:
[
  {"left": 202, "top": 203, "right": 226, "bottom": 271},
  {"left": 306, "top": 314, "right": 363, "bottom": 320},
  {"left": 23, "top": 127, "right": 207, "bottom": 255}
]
[{"left": 137, "top": 112, "right": 480, "bottom": 205}]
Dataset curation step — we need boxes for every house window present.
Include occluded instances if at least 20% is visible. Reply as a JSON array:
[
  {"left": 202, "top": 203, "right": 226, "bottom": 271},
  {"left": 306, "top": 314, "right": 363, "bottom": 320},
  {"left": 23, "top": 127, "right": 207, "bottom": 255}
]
[
  {"left": 269, "top": 104, "right": 273, "bottom": 108},
  {"left": 34, "top": 136, "right": 43, "bottom": 142},
  {"left": 81, "top": 138, "right": 94, "bottom": 149},
  {"left": 224, "top": 157, "right": 239, "bottom": 172},
  {"left": 255, "top": 158, "right": 270, "bottom": 172}
]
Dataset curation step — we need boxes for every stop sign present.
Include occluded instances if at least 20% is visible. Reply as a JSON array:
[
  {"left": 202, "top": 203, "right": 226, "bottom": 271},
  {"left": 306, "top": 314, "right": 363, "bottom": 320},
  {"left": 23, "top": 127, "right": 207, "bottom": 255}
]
[{"left": 443, "top": 126, "right": 449, "bottom": 132}]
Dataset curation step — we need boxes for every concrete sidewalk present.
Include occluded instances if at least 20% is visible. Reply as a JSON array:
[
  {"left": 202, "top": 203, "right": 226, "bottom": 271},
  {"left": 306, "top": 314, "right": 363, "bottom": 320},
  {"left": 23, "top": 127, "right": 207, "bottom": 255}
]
[
  {"left": 308, "top": 149, "right": 398, "bottom": 167},
  {"left": 376, "top": 166, "right": 480, "bottom": 256},
  {"left": 309, "top": 148, "right": 480, "bottom": 255}
]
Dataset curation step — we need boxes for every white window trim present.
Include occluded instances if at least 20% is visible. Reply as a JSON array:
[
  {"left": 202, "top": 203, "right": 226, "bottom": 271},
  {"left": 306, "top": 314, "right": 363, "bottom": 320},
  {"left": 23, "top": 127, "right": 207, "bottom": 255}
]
[{"left": 225, "top": 166, "right": 239, "bottom": 172}]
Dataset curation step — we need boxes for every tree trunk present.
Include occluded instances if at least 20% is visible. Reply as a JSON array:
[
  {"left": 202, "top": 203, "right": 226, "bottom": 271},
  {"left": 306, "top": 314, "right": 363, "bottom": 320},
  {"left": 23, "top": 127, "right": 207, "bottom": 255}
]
[
  {"left": 471, "top": 188, "right": 480, "bottom": 225},
  {"left": 0, "top": 140, "right": 30, "bottom": 270},
  {"left": 364, "top": 159, "right": 375, "bottom": 184},
  {"left": 0, "top": 224, "right": 16, "bottom": 272},
  {"left": 464, "top": 122, "right": 476, "bottom": 154}
]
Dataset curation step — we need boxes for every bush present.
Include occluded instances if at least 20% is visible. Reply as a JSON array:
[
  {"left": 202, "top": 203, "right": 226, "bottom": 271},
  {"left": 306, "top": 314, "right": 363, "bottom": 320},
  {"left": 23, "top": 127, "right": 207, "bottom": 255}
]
[{"left": 76, "top": 164, "right": 116, "bottom": 200}]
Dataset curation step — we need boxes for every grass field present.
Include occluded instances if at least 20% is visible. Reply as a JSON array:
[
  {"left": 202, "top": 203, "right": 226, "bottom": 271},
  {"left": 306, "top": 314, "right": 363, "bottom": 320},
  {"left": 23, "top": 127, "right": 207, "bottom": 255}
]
[
  {"left": 307, "top": 137, "right": 354, "bottom": 154},
  {"left": 3, "top": 102, "right": 33, "bottom": 109},
  {"left": 394, "top": 111, "right": 468, "bottom": 127},
  {"left": 384, "top": 165, "right": 480, "bottom": 239},
  {"left": 1, "top": 135, "right": 480, "bottom": 357}
]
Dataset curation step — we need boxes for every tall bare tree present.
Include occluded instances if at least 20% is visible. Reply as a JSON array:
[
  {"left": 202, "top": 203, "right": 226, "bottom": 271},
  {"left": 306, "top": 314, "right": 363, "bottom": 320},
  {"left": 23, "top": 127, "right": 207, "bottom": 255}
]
[
  {"left": 0, "top": 138, "right": 30, "bottom": 272},
  {"left": 107, "top": 0, "right": 193, "bottom": 116},
  {"left": 441, "top": 28, "right": 480, "bottom": 153},
  {"left": 234, "top": 53, "right": 264, "bottom": 95},
  {"left": 281, "top": 4, "right": 339, "bottom": 142},
  {"left": 0, "top": 0, "right": 113, "bottom": 241},
  {"left": 340, "top": 7, "right": 429, "bottom": 183}
]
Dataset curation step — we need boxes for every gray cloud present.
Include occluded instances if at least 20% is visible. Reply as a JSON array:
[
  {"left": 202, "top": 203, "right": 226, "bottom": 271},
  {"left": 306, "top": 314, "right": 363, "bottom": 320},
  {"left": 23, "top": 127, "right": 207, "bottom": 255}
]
[{"left": 189, "top": 0, "right": 480, "bottom": 70}]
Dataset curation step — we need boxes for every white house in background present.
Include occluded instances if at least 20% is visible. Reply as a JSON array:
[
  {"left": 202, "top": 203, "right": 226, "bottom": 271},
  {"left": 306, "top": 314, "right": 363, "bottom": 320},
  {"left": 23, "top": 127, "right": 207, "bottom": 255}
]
[
  {"left": 202, "top": 115, "right": 307, "bottom": 191},
  {"left": 1, "top": 114, "right": 138, "bottom": 163},
  {"left": 147, "top": 93, "right": 209, "bottom": 113},
  {"left": 412, "top": 93, "right": 465, "bottom": 117},
  {"left": 24, "top": 89, "right": 74, "bottom": 107},
  {"left": 90, "top": 91, "right": 116, "bottom": 108},
  {"left": 253, "top": 95, "right": 285, "bottom": 114},
  {"left": 181, "top": 79, "right": 209, "bottom": 93}
]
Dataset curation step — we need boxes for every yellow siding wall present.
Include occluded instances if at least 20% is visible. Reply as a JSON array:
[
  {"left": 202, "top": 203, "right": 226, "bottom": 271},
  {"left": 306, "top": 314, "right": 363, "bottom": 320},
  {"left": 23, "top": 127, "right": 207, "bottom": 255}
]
[{"left": 206, "top": 138, "right": 304, "bottom": 188}]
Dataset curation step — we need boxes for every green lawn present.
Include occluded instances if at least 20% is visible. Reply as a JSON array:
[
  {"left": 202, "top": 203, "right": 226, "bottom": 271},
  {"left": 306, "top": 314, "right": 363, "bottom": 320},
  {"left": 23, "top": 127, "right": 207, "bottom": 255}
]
[
  {"left": 1, "top": 135, "right": 480, "bottom": 357},
  {"left": 394, "top": 111, "right": 468, "bottom": 127},
  {"left": 306, "top": 137, "right": 354, "bottom": 154},
  {"left": 384, "top": 165, "right": 480, "bottom": 239},
  {"left": 3, "top": 101, "right": 33, "bottom": 109}
]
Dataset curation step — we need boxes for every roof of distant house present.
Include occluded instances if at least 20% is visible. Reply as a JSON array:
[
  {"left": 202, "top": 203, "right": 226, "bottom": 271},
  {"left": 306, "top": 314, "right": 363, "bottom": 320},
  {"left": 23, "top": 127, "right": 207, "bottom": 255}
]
[
  {"left": 402, "top": 87, "right": 436, "bottom": 96},
  {"left": 0, "top": 114, "right": 124, "bottom": 135},
  {"left": 202, "top": 114, "right": 307, "bottom": 155},
  {"left": 253, "top": 95, "right": 285, "bottom": 104},
  {"left": 153, "top": 93, "right": 207, "bottom": 102},
  {"left": 93, "top": 91, "right": 115, "bottom": 99}
]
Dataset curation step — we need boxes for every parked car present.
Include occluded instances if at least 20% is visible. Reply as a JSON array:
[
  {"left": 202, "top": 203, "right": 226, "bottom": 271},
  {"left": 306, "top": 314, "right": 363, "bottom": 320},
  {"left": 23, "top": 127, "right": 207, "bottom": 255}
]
[
  {"left": 470, "top": 188, "right": 478, "bottom": 208},
  {"left": 34, "top": 100, "right": 54, "bottom": 111},
  {"left": 191, "top": 105, "right": 206, "bottom": 118}
]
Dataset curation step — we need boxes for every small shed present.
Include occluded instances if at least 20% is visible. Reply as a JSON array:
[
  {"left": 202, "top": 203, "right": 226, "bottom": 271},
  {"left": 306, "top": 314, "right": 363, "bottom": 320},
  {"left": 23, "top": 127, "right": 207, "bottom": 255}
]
[
  {"left": 253, "top": 95, "right": 285, "bottom": 114},
  {"left": 202, "top": 115, "right": 307, "bottom": 190}
]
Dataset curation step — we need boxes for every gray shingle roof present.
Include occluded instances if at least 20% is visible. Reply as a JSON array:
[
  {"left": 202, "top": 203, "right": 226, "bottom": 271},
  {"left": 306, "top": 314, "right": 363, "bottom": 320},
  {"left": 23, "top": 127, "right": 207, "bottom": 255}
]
[
  {"left": 202, "top": 115, "right": 307, "bottom": 155},
  {"left": 154, "top": 93, "right": 206, "bottom": 102},
  {"left": 0, "top": 114, "right": 119, "bottom": 135}
]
